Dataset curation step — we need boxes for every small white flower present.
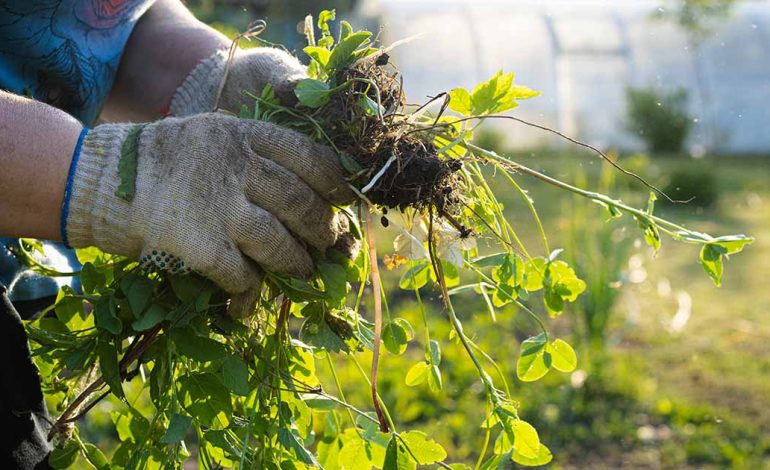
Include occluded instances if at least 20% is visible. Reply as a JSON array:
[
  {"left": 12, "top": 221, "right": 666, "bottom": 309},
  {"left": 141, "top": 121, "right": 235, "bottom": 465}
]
[
  {"left": 435, "top": 221, "right": 477, "bottom": 268},
  {"left": 391, "top": 214, "right": 476, "bottom": 268},
  {"left": 393, "top": 216, "right": 429, "bottom": 261}
]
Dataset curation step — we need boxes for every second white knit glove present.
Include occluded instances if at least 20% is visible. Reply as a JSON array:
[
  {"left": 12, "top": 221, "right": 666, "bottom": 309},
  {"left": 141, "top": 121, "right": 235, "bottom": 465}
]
[{"left": 169, "top": 47, "right": 306, "bottom": 116}]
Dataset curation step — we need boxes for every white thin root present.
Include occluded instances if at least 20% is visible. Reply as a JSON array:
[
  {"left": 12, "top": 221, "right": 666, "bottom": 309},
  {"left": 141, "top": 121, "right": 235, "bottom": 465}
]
[{"left": 361, "top": 155, "right": 397, "bottom": 194}]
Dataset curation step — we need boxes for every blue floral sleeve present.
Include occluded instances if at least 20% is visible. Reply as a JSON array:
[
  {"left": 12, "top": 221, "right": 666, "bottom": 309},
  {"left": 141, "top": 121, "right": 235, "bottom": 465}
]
[
  {"left": 0, "top": 0, "right": 156, "bottom": 123},
  {"left": 0, "top": 0, "right": 156, "bottom": 303}
]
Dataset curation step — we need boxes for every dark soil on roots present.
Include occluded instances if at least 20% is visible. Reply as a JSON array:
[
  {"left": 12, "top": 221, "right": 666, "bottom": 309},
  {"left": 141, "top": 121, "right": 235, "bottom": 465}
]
[{"left": 316, "top": 58, "right": 462, "bottom": 212}]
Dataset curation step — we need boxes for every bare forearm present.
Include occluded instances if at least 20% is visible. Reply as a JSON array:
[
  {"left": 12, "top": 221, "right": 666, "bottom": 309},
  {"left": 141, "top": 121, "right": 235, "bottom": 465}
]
[
  {"left": 101, "top": 0, "right": 229, "bottom": 122},
  {"left": 0, "top": 91, "right": 82, "bottom": 240}
]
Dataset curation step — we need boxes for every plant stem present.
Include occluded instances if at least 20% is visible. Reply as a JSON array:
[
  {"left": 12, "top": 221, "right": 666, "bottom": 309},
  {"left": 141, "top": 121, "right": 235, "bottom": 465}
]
[
  {"left": 364, "top": 207, "right": 389, "bottom": 432},
  {"left": 469, "top": 143, "right": 711, "bottom": 241}
]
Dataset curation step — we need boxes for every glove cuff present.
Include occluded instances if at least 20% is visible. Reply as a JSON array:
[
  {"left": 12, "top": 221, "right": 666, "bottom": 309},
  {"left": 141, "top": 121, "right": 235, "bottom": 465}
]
[
  {"left": 66, "top": 124, "right": 138, "bottom": 254},
  {"left": 169, "top": 49, "right": 228, "bottom": 117}
]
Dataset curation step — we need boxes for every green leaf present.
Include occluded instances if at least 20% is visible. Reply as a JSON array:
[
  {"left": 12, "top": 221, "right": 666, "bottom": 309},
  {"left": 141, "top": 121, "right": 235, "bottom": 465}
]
[
  {"left": 299, "top": 311, "right": 350, "bottom": 353},
  {"left": 121, "top": 274, "right": 154, "bottom": 317},
  {"left": 317, "top": 9, "right": 336, "bottom": 38},
  {"left": 405, "top": 361, "right": 431, "bottom": 386},
  {"left": 75, "top": 247, "right": 107, "bottom": 265},
  {"left": 80, "top": 262, "right": 105, "bottom": 295},
  {"left": 97, "top": 338, "right": 125, "bottom": 400},
  {"left": 268, "top": 273, "right": 328, "bottom": 302},
  {"left": 327, "top": 31, "right": 372, "bottom": 71},
  {"left": 54, "top": 287, "right": 86, "bottom": 325},
  {"left": 543, "top": 260, "right": 586, "bottom": 315},
  {"left": 221, "top": 355, "right": 250, "bottom": 396},
  {"left": 195, "top": 288, "right": 212, "bottom": 312},
  {"left": 399, "top": 262, "right": 430, "bottom": 290},
  {"left": 547, "top": 339, "right": 577, "bottom": 372},
  {"left": 700, "top": 243, "right": 725, "bottom": 286},
  {"left": 338, "top": 434, "right": 373, "bottom": 470},
  {"left": 468, "top": 70, "right": 539, "bottom": 115},
  {"left": 64, "top": 337, "right": 96, "bottom": 370},
  {"left": 177, "top": 372, "right": 232, "bottom": 429},
  {"left": 710, "top": 234, "right": 754, "bottom": 254},
  {"left": 359, "top": 94, "right": 385, "bottom": 117},
  {"left": 472, "top": 252, "right": 507, "bottom": 268},
  {"left": 512, "top": 420, "right": 540, "bottom": 459},
  {"left": 131, "top": 303, "right": 167, "bottom": 331},
  {"left": 399, "top": 431, "right": 447, "bottom": 465},
  {"left": 279, "top": 427, "right": 320, "bottom": 466},
  {"left": 644, "top": 223, "right": 661, "bottom": 251},
  {"left": 302, "top": 394, "right": 337, "bottom": 410},
  {"left": 339, "top": 20, "right": 353, "bottom": 41},
  {"left": 448, "top": 88, "right": 473, "bottom": 116},
  {"left": 383, "top": 435, "right": 417, "bottom": 470},
  {"left": 522, "top": 257, "right": 547, "bottom": 291},
  {"left": 428, "top": 365, "right": 443, "bottom": 392},
  {"left": 319, "top": 262, "right": 348, "bottom": 305},
  {"left": 492, "top": 254, "right": 523, "bottom": 287},
  {"left": 94, "top": 295, "right": 122, "bottom": 335},
  {"left": 48, "top": 440, "right": 80, "bottom": 468},
  {"left": 427, "top": 339, "right": 441, "bottom": 365},
  {"left": 83, "top": 442, "right": 110, "bottom": 470},
  {"left": 511, "top": 442, "right": 553, "bottom": 466},
  {"left": 111, "top": 409, "right": 149, "bottom": 443},
  {"left": 169, "top": 274, "right": 211, "bottom": 303},
  {"left": 160, "top": 413, "right": 192, "bottom": 444},
  {"left": 170, "top": 328, "right": 228, "bottom": 362},
  {"left": 383, "top": 321, "right": 409, "bottom": 355},
  {"left": 295, "top": 78, "right": 332, "bottom": 107},
  {"left": 493, "top": 428, "right": 514, "bottom": 455},
  {"left": 516, "top": 334, "right": 551, "bottom": 382},
  {"left": 304, "top": 46, "right": 331, "bottom": 67}
]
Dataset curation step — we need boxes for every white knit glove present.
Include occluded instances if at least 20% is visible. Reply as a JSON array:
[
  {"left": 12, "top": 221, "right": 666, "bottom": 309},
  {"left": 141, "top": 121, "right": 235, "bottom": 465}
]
[
  {"left": 64, "top": 114, "right": 354, "bottom": 315},
  {"left": 169, "top": 47, "right": 306, "bottom": 117}
]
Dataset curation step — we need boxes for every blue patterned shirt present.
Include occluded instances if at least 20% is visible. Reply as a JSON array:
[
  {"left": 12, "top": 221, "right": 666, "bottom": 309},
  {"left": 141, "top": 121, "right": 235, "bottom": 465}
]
[{"left": 1, "top": 0, "right": 156, "bottom": 301}]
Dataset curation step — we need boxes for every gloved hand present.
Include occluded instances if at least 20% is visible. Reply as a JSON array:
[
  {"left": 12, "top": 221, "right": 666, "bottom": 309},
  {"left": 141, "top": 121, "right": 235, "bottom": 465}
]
[
  {"left": 169, "top": 47, "right": 306, "bottom": 117},
  {"left": 63, "top": 113, "right": 354, "bottom": 315}
]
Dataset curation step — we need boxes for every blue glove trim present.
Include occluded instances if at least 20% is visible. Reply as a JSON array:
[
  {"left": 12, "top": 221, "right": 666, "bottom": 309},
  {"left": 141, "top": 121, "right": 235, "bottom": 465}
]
[{"left": 60, "top": 127, "right": 90, "bottom": 248}]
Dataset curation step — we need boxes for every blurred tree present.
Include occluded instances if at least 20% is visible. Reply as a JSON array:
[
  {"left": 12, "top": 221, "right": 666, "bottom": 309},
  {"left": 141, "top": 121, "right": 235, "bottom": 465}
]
[
  {"left": 653, "top": 0, "right": 736, "bottom": 153},
  {"left": 654, "top": 0, "right": 736, "bottom": 40},
  {"left": 186, "top": 0, "right": 360, "bottom": 49},
  {"left": 626, "top": 87, "right": 692, "bottom": 154}
]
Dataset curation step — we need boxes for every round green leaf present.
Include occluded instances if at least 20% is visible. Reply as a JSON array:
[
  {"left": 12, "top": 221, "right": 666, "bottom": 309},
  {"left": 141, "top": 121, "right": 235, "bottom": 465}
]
[
  {"left": 399, "top": 431, "right": 447, "bottom": 465},
  {"left": 512, "top": 420, "right": 540, "bottom": 459},
  {"left": 48, "top": 440, "right": 80, "bottom": 469},
  {"left": 548, "top": 339, "right": 577, "bottom": 373},
  {"left": 516, "top": 334, "right": 551, "bottom": 382},
  {"left": 511, "top": 442, "right": 553, "bottom": 467},
  {"left": 383, "top": 321, "right": 409, "bottom": 355},
  {"left": 405, "top": 361, "right": 430, "bottom": 386}
]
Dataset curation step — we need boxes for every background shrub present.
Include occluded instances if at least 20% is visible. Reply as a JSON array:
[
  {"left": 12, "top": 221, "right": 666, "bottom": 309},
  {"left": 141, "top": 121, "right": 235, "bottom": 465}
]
[{"left": 626, "top": 87, "right": 692, "bottom": 154}]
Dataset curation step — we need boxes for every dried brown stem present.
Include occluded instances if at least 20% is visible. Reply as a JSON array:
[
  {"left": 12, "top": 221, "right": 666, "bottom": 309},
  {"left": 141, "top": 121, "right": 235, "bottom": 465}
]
[
  {"left": 365, "top": 208, "right": 389, "bottom": 433},
  {"left": 48, "top": 326, "right": 162, "bottom": 440}
]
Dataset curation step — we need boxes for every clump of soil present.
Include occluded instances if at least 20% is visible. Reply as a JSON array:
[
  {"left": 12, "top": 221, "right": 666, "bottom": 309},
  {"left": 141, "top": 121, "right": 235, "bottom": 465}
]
[{"left": 315, "top": 55, "right": 462, "bottom": 212}]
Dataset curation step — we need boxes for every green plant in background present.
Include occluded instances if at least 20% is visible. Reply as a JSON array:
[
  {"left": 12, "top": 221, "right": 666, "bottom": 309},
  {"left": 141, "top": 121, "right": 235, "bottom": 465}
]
[
  {"left": 654, "top": 0, "right": 736, "bottom": 40},
  {"left": 662, "top": 166, "right": 719, "bottom": 208},
  {"left": 20, "top": 10, "right": 754, "bottom": 469},
  {"left": 565, "top": 159, "right": 634, "bottom": 356},
  {"left": 626, "top": 87, "right": 692, "bottom": 154}
]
